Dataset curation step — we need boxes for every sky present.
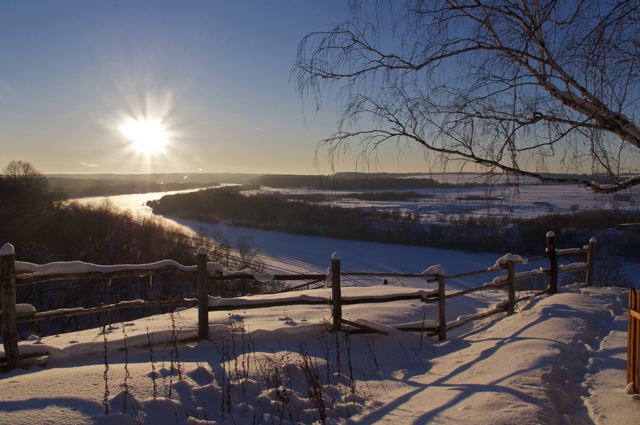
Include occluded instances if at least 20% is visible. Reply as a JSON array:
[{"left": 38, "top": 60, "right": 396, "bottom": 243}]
[{"left": 0, "top": 0, "right": 435, "bottom": 175}]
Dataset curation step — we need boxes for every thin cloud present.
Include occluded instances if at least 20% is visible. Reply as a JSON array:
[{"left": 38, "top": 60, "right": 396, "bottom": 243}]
[{"left": 80, "top": 162, "right": 99, "bottom": 168}]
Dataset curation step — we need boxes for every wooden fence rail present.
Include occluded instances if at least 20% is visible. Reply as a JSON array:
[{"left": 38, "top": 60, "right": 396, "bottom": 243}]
[
  {"left": 1, "top": 232, "right": 596, "bottom": 371},
  {"left": 629, "top": 288, "right": 640, "bottom": 394}
]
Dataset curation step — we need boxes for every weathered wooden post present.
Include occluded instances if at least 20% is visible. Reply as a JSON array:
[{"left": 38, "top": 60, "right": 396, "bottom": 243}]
[
  {"left": 585, "top": 237, "right": 597, "bottom": 287},
  {"left": 507, "top": 260, "right": 516, "bottom": 315},
  {"left": 546, "top": 231, "right": 558, "bottom": 294},
  {"left": 438, "top": 273, "right": 446, "bottom": 341},
  {"left": 196, "top": 246, "right": 209, "bottom": 341},
  {"left": 213, "top": 270, "right": 224, "bottom": 298},
  {"left": 331, "top": 251, "right": 342, "bottom": 332},
  {"left": 1, "top": 243, "right": 19, "bottom": 370}
]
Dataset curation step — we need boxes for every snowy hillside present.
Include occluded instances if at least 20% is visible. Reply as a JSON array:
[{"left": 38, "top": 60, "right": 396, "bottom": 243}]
[{"left": 0, "top": 284, "right": 637, "bottom": 424}]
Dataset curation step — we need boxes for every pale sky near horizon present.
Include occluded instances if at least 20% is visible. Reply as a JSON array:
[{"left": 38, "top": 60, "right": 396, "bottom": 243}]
[{"left": 0, "top": 0, "right": 440, "bottom": 175}]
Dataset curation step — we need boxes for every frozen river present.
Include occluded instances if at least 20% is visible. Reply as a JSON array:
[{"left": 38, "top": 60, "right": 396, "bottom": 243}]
[
  {"left": 71, "top": 185, "right": 640, "bottom": 287},
  {"left": 71, "top": 187, "right": 505, "bottom": 285}
]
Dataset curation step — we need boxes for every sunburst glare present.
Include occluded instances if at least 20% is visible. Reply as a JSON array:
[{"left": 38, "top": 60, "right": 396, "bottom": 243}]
[{"left": 119, "top": 117, "right": 168, "bottom": 155}]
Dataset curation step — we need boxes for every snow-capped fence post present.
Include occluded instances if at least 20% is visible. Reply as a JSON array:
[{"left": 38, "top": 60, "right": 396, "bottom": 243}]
[
  {"left": 331, "top": 252, "right": 342, "bottom": 331},
  {"left": 437, "top": 274, "right": 446, "bottom": 341},
  {"left": 196, "top": 246, "right": 209, "bottom": 341},
  {"left": 585, "top": 238, "right": 597, "bottom": 287},
  {"left": 506, "top": 261, "right": 516, "bottom": 315},
  {"left": 546, "top": 231, "right": 558, "bottom": 294},
  {"left": 0, "top": 243, "right": 19, "bottom": 370}
]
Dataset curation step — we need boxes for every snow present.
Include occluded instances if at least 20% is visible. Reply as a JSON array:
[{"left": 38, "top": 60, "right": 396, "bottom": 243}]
[
  {"left": 394, "top": 319, "right": 438, "bottom": 329},
  {"left": 484, "top": 267, "right": 547, "bottom": 288},
  {"left": 33, "top": 188, "right": 634, "bottom": 422},
  {"left": 15, "top": 259, "right": 226, "bottom": 278},
  {"left": 559, "top": 262, "right": 588, "bottom": 272},
  {"left": 0, "top": 285, "right": 635, "bottom": 424},
  {"left": 556, "top": 247, "right": 585, "bottom": 255},
  {"left": 421, "top": 264, "right": 445, "bottom": 276},
  {"left": 361, "top": 289, "right": 633, "bottom": 424},
  {"left": 513, "top": 268, "right": 545, "bottom": 280},
  {"left": 246, "top": 183, "right": 640, "bottom": 222},
  {"left": 580, "top": 287, "right": 640, "bottom": 424},
  {"left": 196, "top": 246, "right": 208, "bottom": 256},
  {"left": 446, "top": 312, "right": 481, "bottom": 328},
  {"left": 15, "top": 303, "right": 36, "bottom": 317},
  {"left": 0, "top": 242, "right": 15, "bottom": 256},
  {"left": 350, "top": 319, "right": 396, "bottom": 335},
  {"left": 207, "top": 263, "right": 223, "bottom": 273},
  {"left": 331, "top": 251, "right": 340, "bottom": 260},
  {"left": 16, "top": 259, "right": 198, "bottom": 276},
  {"left": 546, "top": 230, "right": 555, "bottom": 238},
  {"left": 207, "top": 286, "right": 437, "bottom": 308},
  {"left": 0, "top": 304, "right": 36, "bottom": 318},
  {"left": 488, "top": 253, "right": 527, "bottom": 271},
  {"left": 0, "top": 304, "right": 37, "bottom": 318}
]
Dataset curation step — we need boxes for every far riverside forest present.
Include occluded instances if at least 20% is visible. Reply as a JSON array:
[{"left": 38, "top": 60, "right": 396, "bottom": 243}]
[{"left": 149, "top": 185, "right": 640, "bottom": 278}]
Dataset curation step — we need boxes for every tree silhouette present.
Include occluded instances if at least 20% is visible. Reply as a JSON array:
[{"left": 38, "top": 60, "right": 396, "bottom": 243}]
[{"left": 295, "top": 0, "right": 640, "bottom": 192}]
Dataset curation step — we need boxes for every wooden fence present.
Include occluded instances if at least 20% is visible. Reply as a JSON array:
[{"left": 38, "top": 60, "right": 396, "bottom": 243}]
[
  {"left": 629, "top": 288, "right": 640, "bottom": 393},
  {"left": 1, "top": 232, "right": 597, "bottom": 371}
]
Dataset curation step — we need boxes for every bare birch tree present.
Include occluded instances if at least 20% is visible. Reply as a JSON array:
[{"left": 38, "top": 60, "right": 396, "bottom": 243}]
[{"left": 295, "top": 0, "right": 640, "bottom": 192}]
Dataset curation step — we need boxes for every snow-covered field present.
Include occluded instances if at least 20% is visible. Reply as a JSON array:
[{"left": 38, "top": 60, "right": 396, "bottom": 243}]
[
  {"left": 1, "top": 285, "right": 637, "bottom": 424},
  {"left": 246, "top": 183, "right": 640, "bottom": 221}
]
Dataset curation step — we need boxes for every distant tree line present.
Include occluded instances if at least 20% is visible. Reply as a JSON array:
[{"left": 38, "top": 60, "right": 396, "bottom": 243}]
[
  {"left": 251, "top": 174, "right": 478, "bottom": 190},
  {"left": 49, "top": 177, "right": 215, "bottom": 198},
  {"left": 280, "top": 191, "right": 433, "bottom": 203},
  {"left": 150, "top": 187, "right": 640, "bottom": 276},
  {"left": 148, "top": 187, "right": 423, "bottom": 242}
]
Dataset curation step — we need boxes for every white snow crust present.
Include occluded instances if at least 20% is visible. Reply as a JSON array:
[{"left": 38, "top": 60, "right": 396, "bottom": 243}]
[
  {"left": 0, "top": 286, "right": 635, "bottom": 425},
  {"left": 208, "top": 285, "right": 436, "bottom": 308},
  {"left": 421, "top": 264, "right": 445, "bottom": 276},
  {"left": 15, "top": 259, "right": 227, "bottom": 278},
  {"left": 487, "top": 253, "right": 527, "bottom": 271},
  {"left": 559, "top": 262, "right": 588, "bottom": 272},
  {"left": 15, "top": 303, "right": 36, "bottom": 317},
  {"left": 0, "top": 242, "right": 15, "bottom": 256}
]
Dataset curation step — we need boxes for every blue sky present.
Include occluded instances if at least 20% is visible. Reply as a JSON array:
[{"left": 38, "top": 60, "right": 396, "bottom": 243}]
[{"left": 0, "top": 0, "right": 433, "bottom": 174}]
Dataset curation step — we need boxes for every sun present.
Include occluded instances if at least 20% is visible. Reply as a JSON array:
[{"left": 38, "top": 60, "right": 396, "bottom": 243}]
[{"left": 119, "top": 117, "right": 168, "bottom": 155}]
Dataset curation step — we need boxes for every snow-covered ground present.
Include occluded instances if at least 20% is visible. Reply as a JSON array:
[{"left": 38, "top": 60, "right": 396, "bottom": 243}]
[
  {"left": 35, "top": 188, "right": 633, "bottom": 423},
  {"left": 245, "top": 183, "right": 640, "bottom": 221},
  {"left": 0, "top": 285, "right": 636, "bottom": 424}
]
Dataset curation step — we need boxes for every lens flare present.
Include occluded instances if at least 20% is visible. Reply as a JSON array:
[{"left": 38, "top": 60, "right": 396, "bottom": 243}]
[{"left": 119, "top": 118, "right": 168, "bottom": 155}]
